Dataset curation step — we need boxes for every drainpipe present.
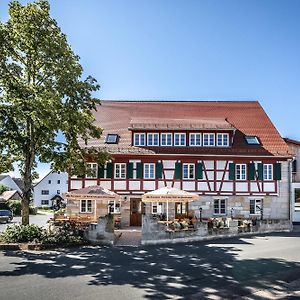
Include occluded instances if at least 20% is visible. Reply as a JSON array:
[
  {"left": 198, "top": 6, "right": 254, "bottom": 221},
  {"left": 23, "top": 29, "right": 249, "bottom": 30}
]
[{"left": 288, "top": 159, "right": 293, "bottom": 231}]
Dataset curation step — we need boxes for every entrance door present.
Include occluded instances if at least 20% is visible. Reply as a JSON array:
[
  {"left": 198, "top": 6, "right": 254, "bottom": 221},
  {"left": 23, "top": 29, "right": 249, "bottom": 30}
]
[
  {"left": 130, "top": 198, "right": 142, "bottom": 226},
  {"left": 175, "top": 202, "right": 188, "bottom": 219}
]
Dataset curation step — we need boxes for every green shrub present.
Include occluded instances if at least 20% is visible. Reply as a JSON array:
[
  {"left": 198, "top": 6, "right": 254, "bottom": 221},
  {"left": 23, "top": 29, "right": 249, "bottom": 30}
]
[
  {"left": 29, "top": 205, "right": 38, "bottom": 215},
  {"left": 8, "top": 200, "right": 22, "bottom": 216},
  {"left": 1, "top": 224, "right": 44, "bottom": 243}
]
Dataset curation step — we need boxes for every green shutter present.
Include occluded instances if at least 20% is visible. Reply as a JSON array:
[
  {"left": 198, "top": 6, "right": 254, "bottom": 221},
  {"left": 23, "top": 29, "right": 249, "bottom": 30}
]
[
  {"left": 97, "top": 165, "right": 104, "bottom": 178},
  {"left": 175, "top": 162, "right": 182, "bottom": 179},
  {"left": 196, "top": 162, "right": 203, "bottom": 179},
  {"left": 257, "top": 163, "right": 263, "bottom": 180},
  {"left": 248, "top": 163, "right": 255, "bottom": 180},
  {"left": 106, "top": 163, "right": 113, "bottom": 178},
  {"left": 229, "top": 163, "right": 235, "bottom": 180},
  {"left": 136, "top": 163, "right": 143, "bottom": 179},
  {"left": 156, "top": 162, "right": 163, "bottom": 179},
  {"left": 274, "top": 163, "right": 282, "bottom": 180},
  {"left": 127, "top": 163, "right": 134, "bottom": 179}
]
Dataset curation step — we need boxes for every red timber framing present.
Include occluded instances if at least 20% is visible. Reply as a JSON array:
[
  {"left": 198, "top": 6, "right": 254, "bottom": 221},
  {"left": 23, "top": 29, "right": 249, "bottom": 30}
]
[{"left": 69, "top": 154, "right": 286, "bottom": 196}]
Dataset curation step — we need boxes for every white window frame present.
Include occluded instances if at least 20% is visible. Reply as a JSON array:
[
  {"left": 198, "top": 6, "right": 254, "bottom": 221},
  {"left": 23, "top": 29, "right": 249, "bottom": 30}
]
[
  {"left": 114, "top": 163, "right": 126, "bottom": 179},
  {"left": 183, "top": 163, "right": 195, "bottom": 180},
  {"left": 80, "top": 199, "right": 93, "bottom": 213},
  {"left": 174, "top": 133, "right": 186, "bottom": 146},
  {"left": 263, "top": 164, "right": 273, "bottom": 181},
  {"left": 189, "top": 133, "right": 201, "bottom": 146},
  {"left": 86, "top": 163, "right": 98, "bottom": 179},
  {"left": 108, "top": 200, "right": 121, "bottom": 214},
  {"left": 41, "top": 200, "right": 49, "bottom": 205},
  {"left": 147, "top": 133, "right": 159, "bottom": 146},
  {"left": 151, "top": 202, "right": 163, "bottom": 214},
  {"left": 203, "top": 133, "right": 215, "bottom": 146},
  {"left": 134, "top": 133, "right": 146, "bottom": 146},
  {"left": 57, "top": 190, "right": 60, "bottom": 194},
  {"left": 144, "top": 163, "right": 155, "bottom": 179},
  {"left": 217, "top": 133, "right": 229, "bottom": 147},
  {"left": 213, "top": 198, "right": 227, "bottom": 215},
  {"left": 249, "top": 198, "right": 262, "bottom": 215},
  {"left": 160, "top": 133, "right": 173, "bottom": 146},
  {"left": 236, "top": 164, "right": 247, "bottom": 180}
]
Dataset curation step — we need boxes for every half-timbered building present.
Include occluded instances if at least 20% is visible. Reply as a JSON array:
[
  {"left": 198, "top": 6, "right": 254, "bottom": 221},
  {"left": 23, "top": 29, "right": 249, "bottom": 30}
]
[{"left": 69, "top": 101, "right": 292, "bottom": 227}]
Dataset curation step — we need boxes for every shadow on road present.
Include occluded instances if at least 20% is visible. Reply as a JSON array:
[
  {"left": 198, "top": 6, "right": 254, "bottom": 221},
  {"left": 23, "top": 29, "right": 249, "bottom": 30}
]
[{"left": 1, "top": 232, "right": 300, "bottom": 299}]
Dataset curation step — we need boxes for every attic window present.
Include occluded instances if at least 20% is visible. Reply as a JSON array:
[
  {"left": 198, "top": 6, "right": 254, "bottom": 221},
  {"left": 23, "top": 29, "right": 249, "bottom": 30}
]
[
  {"left": 105, "top": 134, "right": 119, "bottom": 144},
  {"left": 245, "top": 136, "right": 260, "bottom": 145}
]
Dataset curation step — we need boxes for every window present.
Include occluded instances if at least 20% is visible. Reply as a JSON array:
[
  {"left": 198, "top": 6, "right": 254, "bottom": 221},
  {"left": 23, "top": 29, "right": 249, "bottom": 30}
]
[
  {"left": 189, "top": 133, "right": 201, "bottom": 146},
  {"left": 105, "top": 134, "right": 119, "bottom": 144},
  {"left": 245, "top": 136, "right": 260, "bottom": 145},
  {"left": 57, "top": 190, "right": 60, "bottom": 194},
  {"left": 147, "top": 133, "right": 159, "bottom": 146},
  {"left": 217, "top": 133, "right": 229, "bottom": 147},
  {"left": 86, "top": 163, "right": 97, "bottom": 178},
  {"left": 48, "top": 180, "right": 51, "bottom": 184},
  {"left": 57, "top": 180, "right": 60, "bottom": 184},
  {"left": 108, "top": 200, "right": 121, "bottom": 214},
  {"left": 144, "top": 163, "right": 155, "bottom": 179},
  {"left": 152, "top": 202, "right": 163, "bottom": 214},
  {"left": 183, "top": 163, "right": 195, "bottom": 179},
  {"left": 115, "top": 163, "right": 126, "bottom": 179},
  {"left": 236, "top": 164, "right": 247, "bottom": 180},
  {"left": 203, "top": 133, "right": 215, "bottom": 146},
  {"left": 174, "top": 133, "right": 186, "bottom": 146},
  {"left": 41, "top": 200, "right": 49, "bottom": 205},
  {"left": 81, "top": 200, "right": 92, "bottom": 213},
  {"left": 41, "top": 190, "right": 49, "bottom": 195},
  {"left": 176, "top": 203, "right": 187, "bottom": 216},
  {"left": 161, "top": 133, "right": 172, "bottom": 146},
  {"left": 134, "top": 133, "right": 145, "bottom": 146},
  {"left": 250, "top": 199, "right": 262, "bottom": 215},
  {"left": 263, "top": 164, "right": 273, "bottom": 180},
  {"left": 214, "top": 199, "right": 227, "bottom": 215}
]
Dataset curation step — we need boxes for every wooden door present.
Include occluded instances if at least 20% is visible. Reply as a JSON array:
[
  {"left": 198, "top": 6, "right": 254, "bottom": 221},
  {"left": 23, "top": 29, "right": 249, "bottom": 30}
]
[
  {"left": 130, "top": 198, "right": 142, "bottom": 226},
  {"left": 175, "top": 202, "right": 188, "bottom": 219}
]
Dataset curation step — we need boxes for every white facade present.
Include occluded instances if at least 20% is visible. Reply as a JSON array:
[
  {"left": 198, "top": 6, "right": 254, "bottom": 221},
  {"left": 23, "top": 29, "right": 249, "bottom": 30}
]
[
  {"left": 0, "top": 175, "right": 22, "bottom": 194},
  {"left": 33, "top": 171, "right": 68, "bottom": 207}
]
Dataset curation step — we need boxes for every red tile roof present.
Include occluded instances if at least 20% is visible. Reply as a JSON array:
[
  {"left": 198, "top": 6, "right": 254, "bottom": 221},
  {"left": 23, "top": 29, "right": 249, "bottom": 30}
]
[{"left": 80, "top": 101, "right": 291, "bottom": 157}]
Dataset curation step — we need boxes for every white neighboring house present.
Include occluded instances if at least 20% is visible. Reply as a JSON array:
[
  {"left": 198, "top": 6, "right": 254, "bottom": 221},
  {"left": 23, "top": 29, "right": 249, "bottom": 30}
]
[
  {"left": 33, "top": 171, "right": 68, "bottom": 207},
  {"left": 0, "top": 175, "right": 22, "bottom": 194}
]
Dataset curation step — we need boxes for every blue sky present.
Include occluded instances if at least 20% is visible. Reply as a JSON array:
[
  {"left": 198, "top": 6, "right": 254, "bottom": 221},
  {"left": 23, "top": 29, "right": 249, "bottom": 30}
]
[{"left": 1, "top": 0, "right": 300, "bottom": 179}]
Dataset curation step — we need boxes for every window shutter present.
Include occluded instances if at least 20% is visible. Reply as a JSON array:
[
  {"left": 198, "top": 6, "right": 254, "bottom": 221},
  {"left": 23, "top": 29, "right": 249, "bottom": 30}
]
[
  {"left": 136, "top": 163, "right": 143, "bottom": 179},
  {"left": 274, "top": 163, "right": 282, "bottom": 180},
  {"left": 175, "top": 162, "right": 182, "bottom": 179},
  {"left": 196, "top": 162, "right": 203, "bottom": 179},
  {"left": 156, "top": 162, "right": 163, "bottom": 179},
  {"left": 97, "top": 165, "right": 105, "bottom": 178},
  {"left": 248, "top": 163, "right": 255, "bottom": 180},
  {"left": 229, "top": 163, "right": 235, "bottom": 180},
  {"left": 257, "top": 163, "right": 263, "bottom": 180},
  {"left": 106, "top": 163, "right": 113, "bottom": 178},
  {"left": 127, "top": 163, "right": 134, "bottom": 179}
]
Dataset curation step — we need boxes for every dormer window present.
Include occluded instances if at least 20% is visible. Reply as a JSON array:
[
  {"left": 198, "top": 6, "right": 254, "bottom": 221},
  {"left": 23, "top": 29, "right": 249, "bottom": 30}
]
[
  {"left": 161, "top": 133, "right": 172, "bottom": 146},
  {"left": 147, "top": 133, "right": 159, "bottom": 146},
  {"left": 245, "top": 136, "right": 260, "bottom": 145},
  {"left": 174, "top": 133, "right": 186, "bottom": 146},
  {"left": 105, "top": 134, "right": 119, "bottom": 144},
  {"left": 203, "top": 133, "right": 215, "bottom": 146},
  {"left": 217, "top": 133, "right": 229, "bottom": 147},
  {"left": 134, "top": 133, "right": 145, "bottom": 146}
]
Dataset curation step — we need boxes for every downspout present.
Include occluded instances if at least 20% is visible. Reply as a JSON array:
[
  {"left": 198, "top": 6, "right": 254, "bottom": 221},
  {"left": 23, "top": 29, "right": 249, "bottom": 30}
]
[{"left": 288, "top": 159, "right": 293, "bottom": 231}]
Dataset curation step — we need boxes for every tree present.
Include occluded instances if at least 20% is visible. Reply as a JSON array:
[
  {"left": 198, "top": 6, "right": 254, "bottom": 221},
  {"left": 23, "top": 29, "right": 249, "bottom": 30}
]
[
  {"left": 0, "top": 184, "right": 9, "bottom": 195},
  {"left": 0, "top": 0, "right": 110, "bottom": 225}
]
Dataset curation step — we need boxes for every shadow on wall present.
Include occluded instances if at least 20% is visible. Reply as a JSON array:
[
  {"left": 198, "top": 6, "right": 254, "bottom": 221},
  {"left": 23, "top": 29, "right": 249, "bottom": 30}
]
[{"left": 1, "top": 232, "right": 300, "bottom": 299}]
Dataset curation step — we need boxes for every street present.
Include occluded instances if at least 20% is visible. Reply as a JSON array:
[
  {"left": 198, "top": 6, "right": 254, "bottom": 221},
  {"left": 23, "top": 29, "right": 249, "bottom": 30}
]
[{"left": 0, "top": 230, "right": 300, "bottom": 299}]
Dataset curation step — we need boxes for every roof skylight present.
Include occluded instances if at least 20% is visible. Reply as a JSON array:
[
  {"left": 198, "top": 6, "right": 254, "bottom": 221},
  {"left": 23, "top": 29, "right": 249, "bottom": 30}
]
[
  {"left": 105, "top": 134, "right": 119, "bottom": 144},
  {"left": 245, "top": 136, "right": 260, "bottom": 145}
]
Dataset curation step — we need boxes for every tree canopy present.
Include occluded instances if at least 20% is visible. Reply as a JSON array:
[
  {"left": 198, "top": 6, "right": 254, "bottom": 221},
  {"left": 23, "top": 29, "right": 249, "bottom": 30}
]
[{"left": 0, "top": 0, "right": 109, "bottom": 224}]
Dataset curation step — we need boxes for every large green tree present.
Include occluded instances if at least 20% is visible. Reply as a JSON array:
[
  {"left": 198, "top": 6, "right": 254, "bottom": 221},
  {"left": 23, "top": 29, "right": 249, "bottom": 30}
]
[{"left": 0, "top": 0, "right": 109, "bottom": 224}]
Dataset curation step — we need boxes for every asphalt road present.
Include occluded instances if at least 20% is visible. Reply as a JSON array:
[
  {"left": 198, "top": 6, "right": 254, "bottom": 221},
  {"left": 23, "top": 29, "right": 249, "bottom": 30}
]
[{"left": 1, "top": 230, "right": 300, "bottom": 300}]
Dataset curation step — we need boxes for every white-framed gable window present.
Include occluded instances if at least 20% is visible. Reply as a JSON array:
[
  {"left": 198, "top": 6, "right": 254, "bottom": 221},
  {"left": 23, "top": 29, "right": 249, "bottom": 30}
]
[
  {"left": 81, "top": 200, "right": 92, "bottom": 213},
  {"left": 263, "top": 164, "right": 273, "bottom": 181},
  {"left": 183, "top": 163, "right": 195, "bottom": 179},
  {"left": 152, "top": 202, "right": 164, "bottom": 214},
  {"left": 147, "top": 133, "right": 159, "bottom": 146},
  {"left": 174, "top": 133, "right": 186, "bottom": 146},
  {"left": 144, "top": 163, "right": 155, "bottom": 179},
  {"left": 189, "top": 133, "right": 201, "bottom": 146},
  {"left": 86, "top": 163, "right": 97, "bottom": 178},
  {"left": 250, "top": 198, "right": 262, "bottom": 215},
  {"left": 115, "top": 163, "right": 126, "bottom": 179},
  {"left": 134, "top": 133, "right": 145, "bottom": 146},
  {"left": 108, "top": 200, "right": 121, "bottom": 214},
  {"left": 217, "top": 133, "right": 229, "bottom": 147},
  {"left": 203, "top": 133, "right": 215, "bottom": 146},
  {"left": 214, "top": 198, "right": 227, "bottom": 215},
  {"left": 161, "top": 133, "right": 172, "bottom": 146},
  {"left": 236, "top": 164, "right": 247, "bottom": 180}
]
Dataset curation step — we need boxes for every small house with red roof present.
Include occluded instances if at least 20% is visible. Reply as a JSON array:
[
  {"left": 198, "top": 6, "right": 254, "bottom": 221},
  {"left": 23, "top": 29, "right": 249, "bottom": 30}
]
[{"left": 69, "top": 100, "right": 293, "bottom": 227}]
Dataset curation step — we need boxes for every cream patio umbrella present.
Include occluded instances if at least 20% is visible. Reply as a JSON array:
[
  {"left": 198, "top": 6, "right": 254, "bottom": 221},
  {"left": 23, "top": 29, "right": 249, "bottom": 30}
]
[{"left": 142, "top": 187, "right": 200, "bottom": 224}]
